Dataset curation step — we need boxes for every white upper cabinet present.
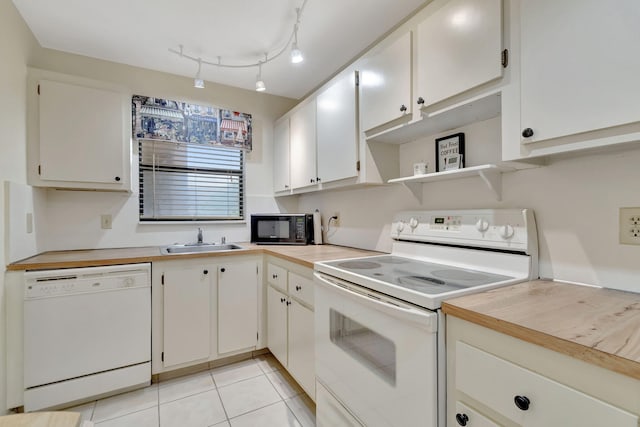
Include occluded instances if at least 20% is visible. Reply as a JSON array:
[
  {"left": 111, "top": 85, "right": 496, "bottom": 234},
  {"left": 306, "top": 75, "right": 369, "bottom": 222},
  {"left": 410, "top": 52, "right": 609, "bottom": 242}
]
[
  {"left": 273, "top": 117, "right": 290, "bottom": 192},
  {"left": 514, "top": 0, "right": 640, "bottom": 155},
  {"left": 290, "top": 100, "right": 317, "bottom": 189},
  {"left": 29, "top": 70, "right": 131, "bottom": 191},
  {"left": 360, "top": 32, "right": 413, "bottom": 133},
  {"left": 316, "top": 70, "right": 359, "bottom": 184},
  {"left": 416, "top": 0, "right": 503, "bottom": 107}
]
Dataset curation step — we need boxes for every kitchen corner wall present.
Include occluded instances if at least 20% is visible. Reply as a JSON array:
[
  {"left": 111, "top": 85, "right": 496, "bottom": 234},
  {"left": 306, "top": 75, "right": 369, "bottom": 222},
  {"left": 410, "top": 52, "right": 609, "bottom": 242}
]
[
  {"left": 26, "top": 45, "right": 297, "bottom": 251},
  {"left": 1, "top": 0, "right": 41, "bottom": 415},
  {"left": 298, "top": 120, "right": 640, "bottom": 294}
]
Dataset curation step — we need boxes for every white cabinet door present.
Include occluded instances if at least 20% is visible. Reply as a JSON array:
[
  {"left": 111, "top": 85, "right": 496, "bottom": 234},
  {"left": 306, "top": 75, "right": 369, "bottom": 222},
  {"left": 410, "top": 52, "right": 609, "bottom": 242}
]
[
  {"left": 417, "top": 0, "right": 503, "bottom": 107},
  {"left": 360, "top": 32, "right": 412, "bottom": 132},
  {"left": 217, "top": 261, "right": 258, "bottom": 354},
  {"left": 38, "top": 79, "right": 128, "bottom": 188},
  {"left": 163, "top": 265, "right": 211, "bottom": 367},
  {"left": 520, "top": 0, "right": 640, "bottom": 144},
  {"left": 273, "top": 117, "right": 290, "bottom": 192},
  {"left": 267, "top": 285, "right": 288, "bottom": 367},
  {"left": 288, "top": 299, "right": 315, "bottom": 399},
  {"left": 290, "top": 100, "right": 317, "bottom": 189},
  {"left": 316, "top": 70, "right": 359, "bottom": 184}
]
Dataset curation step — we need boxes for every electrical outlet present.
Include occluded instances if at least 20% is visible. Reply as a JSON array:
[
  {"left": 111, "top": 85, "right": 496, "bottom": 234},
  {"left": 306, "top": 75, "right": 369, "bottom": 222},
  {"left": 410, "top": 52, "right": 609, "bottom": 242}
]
[
  {"left": 619, "top": 207, "right": 640, "bottom": 245},
  {"left": 332, "top": 212, "right": 340, "bottom": 226},
  {"left": 101, "top": 214, "right": 113, "bottom": 230}
]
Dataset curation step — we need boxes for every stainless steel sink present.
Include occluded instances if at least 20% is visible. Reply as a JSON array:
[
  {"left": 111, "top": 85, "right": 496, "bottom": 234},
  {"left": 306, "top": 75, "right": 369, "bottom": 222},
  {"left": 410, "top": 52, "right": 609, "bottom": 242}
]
[{"left": 161, "top": 243, "right": 244, "bottom": 255}]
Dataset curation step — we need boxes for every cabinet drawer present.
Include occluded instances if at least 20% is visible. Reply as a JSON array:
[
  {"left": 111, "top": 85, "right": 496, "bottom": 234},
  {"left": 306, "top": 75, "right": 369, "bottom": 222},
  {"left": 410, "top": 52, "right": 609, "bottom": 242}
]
[
  {"left": 456, "top": 342, "right": 638, "bottom": 427},
  {"left": 454, "top": 402, "right": 499, "bottom": 427},
  {"left": 267, "top": 263, "right": 287, "bottom": 291},
  {"left": 288, "top": 272, "right": 314, "bottom": 307}
]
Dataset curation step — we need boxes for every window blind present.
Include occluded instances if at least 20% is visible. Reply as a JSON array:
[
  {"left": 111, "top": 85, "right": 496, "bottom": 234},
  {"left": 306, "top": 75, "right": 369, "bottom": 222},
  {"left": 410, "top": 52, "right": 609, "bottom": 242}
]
[{"left": 139, "top": 139, "right": 244, "bottom": 221}]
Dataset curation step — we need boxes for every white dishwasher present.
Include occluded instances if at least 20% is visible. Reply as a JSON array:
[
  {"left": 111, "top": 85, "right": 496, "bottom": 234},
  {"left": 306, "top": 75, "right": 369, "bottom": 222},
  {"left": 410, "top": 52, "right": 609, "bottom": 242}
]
[{"left": 23, "top": 263, "right": 151, "bottom": 411}]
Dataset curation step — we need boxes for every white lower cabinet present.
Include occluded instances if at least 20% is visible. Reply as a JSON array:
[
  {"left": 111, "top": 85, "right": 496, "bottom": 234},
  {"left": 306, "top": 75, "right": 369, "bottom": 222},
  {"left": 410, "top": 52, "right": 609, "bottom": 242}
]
[
  {"left": 267, "top": 286, "right": 288, "bottom": 365},
  {"left": 151, "top": 256, "right": 262, "bottom": 374},
  {"left": 448, "top": 317, "right": 640, "bottom": 427},
  {"left": 266, "top": 261, "right": 316, "bottom": 400},
  {"left": 287, "top": 298, "right": 315, "bottom": 396},
  {"left": 162, "top": 263, "right": 212, "bottom": 368},
  {"left": 218, "top": 261, "right": 259, "bottom": 354}
]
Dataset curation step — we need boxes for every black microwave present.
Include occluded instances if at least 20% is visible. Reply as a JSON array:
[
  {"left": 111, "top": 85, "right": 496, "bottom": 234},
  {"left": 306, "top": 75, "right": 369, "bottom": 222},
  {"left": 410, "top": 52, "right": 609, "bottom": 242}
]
[{"left": 250, "top": 214, "right": 314, "bottom": 245}]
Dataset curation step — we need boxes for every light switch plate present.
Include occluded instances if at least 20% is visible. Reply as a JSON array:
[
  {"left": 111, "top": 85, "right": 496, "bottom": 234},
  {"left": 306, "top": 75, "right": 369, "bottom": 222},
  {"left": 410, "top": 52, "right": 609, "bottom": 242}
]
[
  {"left": 619, "top": 207, "right": 640, "bottom": 245},
  {"left": 26, "top": 212, "right": 33, "bottom": 234},
  {"left": 101, "top": 214, "right": 113, "bottom": 230}
]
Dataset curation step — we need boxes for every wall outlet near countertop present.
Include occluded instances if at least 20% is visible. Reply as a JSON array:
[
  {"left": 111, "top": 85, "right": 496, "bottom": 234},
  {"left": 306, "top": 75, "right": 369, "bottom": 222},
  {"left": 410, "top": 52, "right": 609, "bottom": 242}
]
[
  {"left": 101, "top": 214, "right": 113, "bottom": 230},
  {"left": 619, "top": 207, "right": 640, "bottom": 245},
  {"left": 332, "top": 212, "right": 340, "bottom": 226}
]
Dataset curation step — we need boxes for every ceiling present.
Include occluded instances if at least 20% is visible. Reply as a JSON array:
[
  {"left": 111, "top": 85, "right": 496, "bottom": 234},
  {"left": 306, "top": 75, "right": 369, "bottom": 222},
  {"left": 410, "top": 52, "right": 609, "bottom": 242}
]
[{"left": 13, "top": 0, "right": 428, "bottom": 99}]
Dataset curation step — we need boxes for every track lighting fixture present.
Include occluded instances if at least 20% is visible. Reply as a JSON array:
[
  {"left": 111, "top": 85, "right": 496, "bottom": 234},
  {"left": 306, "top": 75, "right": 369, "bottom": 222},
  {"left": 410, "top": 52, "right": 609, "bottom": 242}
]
[
  {"left": 255, "top": 62, "right": 266, "bottom": 92},
  {"left": 290, "top": 8, "right": 304, "bottom": 64},
  {"left": 170, "top": 0, "right": 309, "bottom": 93},
  {"left": 194, "top": 58, "right": 205, "bottom": 89}
]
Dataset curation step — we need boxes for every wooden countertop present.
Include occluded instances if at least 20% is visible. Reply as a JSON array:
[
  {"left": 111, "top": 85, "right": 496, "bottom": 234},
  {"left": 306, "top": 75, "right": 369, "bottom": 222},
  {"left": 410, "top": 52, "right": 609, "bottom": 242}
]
[
  {"left": 442, "top": 280, "right": 640, "bottom": 380},
  {"left": 6, "top": 243, "right": 382, "bottom": 271},
  {"left": 0, "top": 412, "right": 80, "bottom": 427}
]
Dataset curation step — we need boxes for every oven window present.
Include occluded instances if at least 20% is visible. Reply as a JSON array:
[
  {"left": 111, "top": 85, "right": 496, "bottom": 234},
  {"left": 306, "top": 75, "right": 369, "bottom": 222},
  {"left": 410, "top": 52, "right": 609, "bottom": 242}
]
[
  {"left": 329, "top": 309, "right": 396, "bottom": 385},
  {"left": 257, "top": 220, "right": 290, "bottom": 239}
]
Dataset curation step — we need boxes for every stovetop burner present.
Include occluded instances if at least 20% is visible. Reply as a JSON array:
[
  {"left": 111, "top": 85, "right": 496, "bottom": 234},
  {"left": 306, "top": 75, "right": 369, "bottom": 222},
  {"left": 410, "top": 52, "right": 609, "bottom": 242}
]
[
  {"left": 337, "top": 261, "right": 382, "bottom": 269},
  {"left": 323, "top": 255, "right": 514, "bottom": 297}
]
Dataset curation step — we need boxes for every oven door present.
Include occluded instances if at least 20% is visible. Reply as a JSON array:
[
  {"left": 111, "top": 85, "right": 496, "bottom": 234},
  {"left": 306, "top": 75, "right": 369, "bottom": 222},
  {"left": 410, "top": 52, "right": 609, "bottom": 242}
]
[{"left": 314, "top": 271, "right": 439, "bottom": 427}]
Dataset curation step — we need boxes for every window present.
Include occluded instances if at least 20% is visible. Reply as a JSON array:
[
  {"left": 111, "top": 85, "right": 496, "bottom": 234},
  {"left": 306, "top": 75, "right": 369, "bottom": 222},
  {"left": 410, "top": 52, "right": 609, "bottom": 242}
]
[{"left": 139, "top": 139, "right": 244, "bottom": 221}]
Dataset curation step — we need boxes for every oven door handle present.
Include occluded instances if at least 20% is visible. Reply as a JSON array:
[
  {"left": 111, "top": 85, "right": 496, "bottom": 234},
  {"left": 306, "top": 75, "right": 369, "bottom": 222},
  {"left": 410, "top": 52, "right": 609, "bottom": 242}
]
[{"left": 314, "top": 272, "right": 437, "bottom": 331}]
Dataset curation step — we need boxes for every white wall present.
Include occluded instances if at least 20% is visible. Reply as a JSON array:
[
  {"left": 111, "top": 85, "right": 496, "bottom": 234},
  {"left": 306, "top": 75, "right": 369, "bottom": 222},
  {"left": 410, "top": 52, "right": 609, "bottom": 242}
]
[
  {"left": 0, "top": 0, "right": 41, "bottom": 414},
  {"left": 298, "top": 119, "right": 640, "bottom": 294},
  {"left": 25, "top": 46, "right": 297, "bottom": 251}
]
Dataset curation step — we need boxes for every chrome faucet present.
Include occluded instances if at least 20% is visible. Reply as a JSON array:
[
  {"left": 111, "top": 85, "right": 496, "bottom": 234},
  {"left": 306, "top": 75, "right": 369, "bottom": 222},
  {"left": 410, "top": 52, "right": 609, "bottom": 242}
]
[{"left": 197, "top": 227, "right": 203, "bottom": 244}]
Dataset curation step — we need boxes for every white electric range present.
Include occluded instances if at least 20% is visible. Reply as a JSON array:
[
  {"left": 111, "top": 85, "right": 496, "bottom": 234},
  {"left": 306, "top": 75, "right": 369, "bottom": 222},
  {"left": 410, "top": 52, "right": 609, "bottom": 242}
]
[{"left": 314, "top": 209, "right": 538, "bottom": 427}]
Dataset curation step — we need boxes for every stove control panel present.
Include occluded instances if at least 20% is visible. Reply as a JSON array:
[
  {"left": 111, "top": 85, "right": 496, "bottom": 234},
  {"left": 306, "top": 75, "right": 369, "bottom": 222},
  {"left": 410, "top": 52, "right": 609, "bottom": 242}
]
[{"left": 391, "top": 209, "right": 538, "bottom": 255}]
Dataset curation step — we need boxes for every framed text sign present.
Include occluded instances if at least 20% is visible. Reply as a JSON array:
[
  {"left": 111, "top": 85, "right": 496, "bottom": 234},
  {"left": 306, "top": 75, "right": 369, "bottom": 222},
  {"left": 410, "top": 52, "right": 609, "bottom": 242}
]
[{"left": 435, "top": 132, "right": 465, "bottom": 172}]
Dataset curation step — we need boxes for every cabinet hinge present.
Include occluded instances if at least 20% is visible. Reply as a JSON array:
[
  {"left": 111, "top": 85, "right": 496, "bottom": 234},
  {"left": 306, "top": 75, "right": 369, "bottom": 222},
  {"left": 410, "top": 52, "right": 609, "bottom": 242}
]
[
  {"left": 161, "top": 352, "right": 164, "bottom": 362},
  {"left": 256, "top": 332, "right": 259, "bottom": 341},
  {"left": 501, "top": 49, "right": 509, "bottom": 68},
  {"left": 38, "top": 165, "right": 41, "bottom": 175},
  {"left": 355, "top": 71, "right": 359, "bottom": 86},
  {"left": 161, "top": 274, "right": 164, "bottom": 285},
  {"left": 356, "top": 160, "right": 361, "bottom": 171},
  {"left": 37, "top": 84, "right": 40, "bottom": 95}
]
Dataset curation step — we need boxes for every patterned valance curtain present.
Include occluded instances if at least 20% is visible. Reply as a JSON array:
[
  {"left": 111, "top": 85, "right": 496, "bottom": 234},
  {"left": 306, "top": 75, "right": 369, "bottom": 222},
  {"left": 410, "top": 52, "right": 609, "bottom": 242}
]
[{"left": 132, "top": 95, "right": 252, "bottom": 151}]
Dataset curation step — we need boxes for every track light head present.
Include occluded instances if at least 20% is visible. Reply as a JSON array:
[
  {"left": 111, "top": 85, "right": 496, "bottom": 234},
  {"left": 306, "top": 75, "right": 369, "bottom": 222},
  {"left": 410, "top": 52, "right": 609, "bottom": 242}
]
[
  {"left": 194, "top": 59, "right": 205, "bottom": 89},
  {"left": 291, "top": 43, "right": 304, "bottom": 64}
]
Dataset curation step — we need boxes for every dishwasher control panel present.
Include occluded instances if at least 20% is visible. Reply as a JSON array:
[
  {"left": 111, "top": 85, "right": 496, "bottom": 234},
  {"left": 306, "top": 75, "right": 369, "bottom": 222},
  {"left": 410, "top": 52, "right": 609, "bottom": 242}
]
[{"left": 24, "top": 264, "right": 151, "bottom": 299}]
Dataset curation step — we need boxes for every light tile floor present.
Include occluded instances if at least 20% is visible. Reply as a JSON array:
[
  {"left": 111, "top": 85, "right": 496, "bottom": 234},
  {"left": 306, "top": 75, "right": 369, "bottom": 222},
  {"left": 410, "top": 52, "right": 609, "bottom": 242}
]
[{"left": 62, "top": 354, "right": 316, "bottom": 427}]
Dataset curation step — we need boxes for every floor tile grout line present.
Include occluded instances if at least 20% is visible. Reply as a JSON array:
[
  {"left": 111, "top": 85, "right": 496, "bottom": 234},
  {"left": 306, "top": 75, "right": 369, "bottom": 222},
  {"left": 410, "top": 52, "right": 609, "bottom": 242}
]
[
  {"left": 213, "top": 371, "right": 269, "bottom": 391},
  {"left": 92, "top": 405, "right": 158, "bottom": 426},
  {"left": 227, "top": 398, "right": 291, "bottom": 423},
  {"left": 212, "top": 386, "right": 231, "bottom": 425},
  {"left": 158, "top": 384, "right": 218, "bottom": 405},
  {"left": 157, "top": 380, "right": 160, "bottom": 427},
  {"left": 263, "top": 370, "right": 303, "bottom": 401},
  {"left": 284, "top": 396, "right": 311, "bottom": 427}
]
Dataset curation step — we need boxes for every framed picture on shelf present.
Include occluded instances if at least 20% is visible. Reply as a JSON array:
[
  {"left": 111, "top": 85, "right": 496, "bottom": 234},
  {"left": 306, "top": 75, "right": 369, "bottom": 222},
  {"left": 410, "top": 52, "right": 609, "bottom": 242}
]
[{"left": 435, "top": 132, "right": 465, "bottom": 172}]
